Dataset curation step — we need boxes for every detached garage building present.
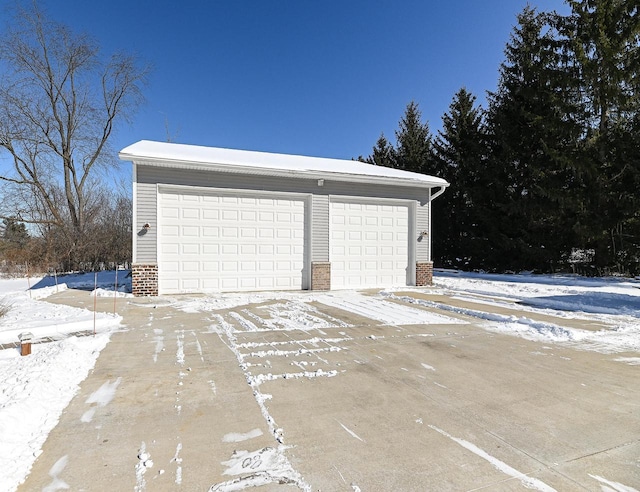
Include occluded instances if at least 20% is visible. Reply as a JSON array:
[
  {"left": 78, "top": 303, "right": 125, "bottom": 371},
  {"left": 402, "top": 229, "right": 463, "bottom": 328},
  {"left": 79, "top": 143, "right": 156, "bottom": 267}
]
[{"left": 119, "top": 140, "right": 448, "bottom": 296}]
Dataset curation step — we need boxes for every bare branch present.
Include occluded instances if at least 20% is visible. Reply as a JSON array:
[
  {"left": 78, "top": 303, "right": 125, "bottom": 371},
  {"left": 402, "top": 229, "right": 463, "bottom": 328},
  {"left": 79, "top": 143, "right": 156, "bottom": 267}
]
[{"left": 0, "top": 2, "right": 148, "bottom": 268}]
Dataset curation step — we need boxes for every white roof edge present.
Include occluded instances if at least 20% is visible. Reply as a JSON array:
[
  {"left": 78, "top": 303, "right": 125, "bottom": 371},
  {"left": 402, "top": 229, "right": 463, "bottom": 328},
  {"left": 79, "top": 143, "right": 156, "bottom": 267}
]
[{"left": 119, "top": 140, "right": 449, "bottom": 189}]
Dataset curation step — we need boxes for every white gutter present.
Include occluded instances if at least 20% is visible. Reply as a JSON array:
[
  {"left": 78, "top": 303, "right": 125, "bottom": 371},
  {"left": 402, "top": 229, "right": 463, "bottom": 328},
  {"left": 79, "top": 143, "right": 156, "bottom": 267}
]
[{"left": 430, "top": 185, "right": 448, "bottom": 201}]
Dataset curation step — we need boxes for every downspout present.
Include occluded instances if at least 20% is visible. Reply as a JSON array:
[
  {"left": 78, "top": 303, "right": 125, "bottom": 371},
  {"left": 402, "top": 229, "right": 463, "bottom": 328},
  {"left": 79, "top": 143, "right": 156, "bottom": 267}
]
[{"left": 427, "top": 184, "right": 449, "bottom": 265}]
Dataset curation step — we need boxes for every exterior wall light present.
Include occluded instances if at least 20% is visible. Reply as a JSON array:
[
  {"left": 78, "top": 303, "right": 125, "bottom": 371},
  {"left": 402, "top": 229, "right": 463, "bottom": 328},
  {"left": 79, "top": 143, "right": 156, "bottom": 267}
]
[{"left": 143, "top": 223, "right": 151, "bottom": 230}]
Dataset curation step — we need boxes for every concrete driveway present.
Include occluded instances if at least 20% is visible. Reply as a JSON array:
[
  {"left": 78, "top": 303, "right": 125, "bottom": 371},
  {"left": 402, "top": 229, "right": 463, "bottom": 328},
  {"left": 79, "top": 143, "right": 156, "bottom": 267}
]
[{"left": 18, "top": 288, "right": 640, "bottom": 491}]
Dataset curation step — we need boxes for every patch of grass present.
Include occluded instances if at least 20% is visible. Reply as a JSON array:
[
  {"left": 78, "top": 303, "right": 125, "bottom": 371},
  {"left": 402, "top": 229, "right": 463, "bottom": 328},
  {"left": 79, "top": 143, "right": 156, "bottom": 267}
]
[{"left": 0, "top": 300, "right": 11, "bottom": 318}]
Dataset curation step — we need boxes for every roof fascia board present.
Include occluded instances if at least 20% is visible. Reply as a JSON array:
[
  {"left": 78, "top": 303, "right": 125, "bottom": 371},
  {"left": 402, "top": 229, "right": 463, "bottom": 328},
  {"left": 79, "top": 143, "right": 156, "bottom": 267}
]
[{"left": 123, "top": 155, "right": 450, "bottom": 189}]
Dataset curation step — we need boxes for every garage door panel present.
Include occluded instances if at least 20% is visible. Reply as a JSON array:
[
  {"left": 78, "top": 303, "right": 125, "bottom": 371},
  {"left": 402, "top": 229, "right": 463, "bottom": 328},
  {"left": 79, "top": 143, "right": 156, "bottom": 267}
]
[
  {"left": 159, "top": 190, "right": 306, "bottom": 293},
  {"left": 202, "top": 244, "right": 219, "bottom": 255},
  {"left": 182, "top": 244, "right": 199, "bottom": 255},
  {"left": 222, "top": 244, "right": 238, "bottom": 255},
  {"left": 163, "top": 279, "right": 179, "bottom": 291},
  {"left": 202, "top": 209, "right": 219, "bottom": 220},
  {"left": 182, "top": 208, "right": 200, "bottom": 219},
  {"left": 221, "top": 278, "right": 238, "bottom": 289},
  {"left": 241, "top": 244, "right": 257, "bottom": 255},
  {"left": 162, "top": 243, "right": 179, "bottom": 255},
  {"left": 240, "top": 278, "right": 257, "bottom": 288},
  {"left": 380, "top": 217, "right": 393, "bottom": 227},
  {"left": 202, "top": 278, "right": 220, "bottom": 289},
  {"left": 163, "top": 225, "right": 179, "bottom": 237},
  {"left": 162, "top": 207, "right": 179, "bottom": 219},
  {"left": 331, "top": 200, "right": 409, "bottom": 289},
  {"left": 260, "top": 211, "right": 274, "bottom": 221}
]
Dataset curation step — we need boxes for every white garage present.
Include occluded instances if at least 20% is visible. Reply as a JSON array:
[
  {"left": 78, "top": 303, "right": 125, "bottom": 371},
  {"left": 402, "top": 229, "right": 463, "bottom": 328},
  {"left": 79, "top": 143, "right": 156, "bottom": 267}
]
[
  {"left": 120, "top": 140, "right": 448, "bottom": 296},
  {"left": 330, "top": 200, "right": 411, "bottom": 289},
  {"left": 158, "top": 188, "right": 307, "bottom": 294}
]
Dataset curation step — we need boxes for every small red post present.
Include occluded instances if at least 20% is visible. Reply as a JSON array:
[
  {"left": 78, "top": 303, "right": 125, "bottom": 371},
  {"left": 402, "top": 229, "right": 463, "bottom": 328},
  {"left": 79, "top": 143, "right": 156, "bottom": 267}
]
[{"left": 19, "top": 332, "right": 33, "bottom": 356}]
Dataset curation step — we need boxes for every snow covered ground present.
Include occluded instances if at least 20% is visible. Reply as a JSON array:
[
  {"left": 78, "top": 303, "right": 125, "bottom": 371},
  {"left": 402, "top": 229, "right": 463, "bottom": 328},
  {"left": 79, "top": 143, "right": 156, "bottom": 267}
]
[
  {"left": 1, "top": 269, "right": 639, "bottom": 492},
  {"left": 0, "top": 271, "right": 126, "bottom": 492},
  {"left": 429, "top": 270, "right": 640, "bottom": 355}
]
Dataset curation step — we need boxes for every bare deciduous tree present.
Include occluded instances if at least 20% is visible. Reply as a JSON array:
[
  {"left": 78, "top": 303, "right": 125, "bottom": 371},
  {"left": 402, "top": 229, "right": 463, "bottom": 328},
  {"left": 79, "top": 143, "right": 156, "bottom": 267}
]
[{"left": 0, "top": 2, "right": 148, "bottom": 268}]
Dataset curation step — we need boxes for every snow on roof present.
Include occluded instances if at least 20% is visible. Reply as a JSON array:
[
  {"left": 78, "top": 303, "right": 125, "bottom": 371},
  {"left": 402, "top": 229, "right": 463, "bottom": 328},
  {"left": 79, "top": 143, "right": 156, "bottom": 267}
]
[{"left": 119, "top": 140, "right": 449, "bottom": 189}]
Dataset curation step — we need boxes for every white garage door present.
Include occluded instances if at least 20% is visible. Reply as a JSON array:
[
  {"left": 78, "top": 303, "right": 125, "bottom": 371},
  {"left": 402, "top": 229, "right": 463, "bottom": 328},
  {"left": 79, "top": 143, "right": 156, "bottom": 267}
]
[
  {"left": 330, "top": 200, "right": 409, "bottom": 289},
  {"left": 158, "top": 189, "right": 307, "bottom": 294}
]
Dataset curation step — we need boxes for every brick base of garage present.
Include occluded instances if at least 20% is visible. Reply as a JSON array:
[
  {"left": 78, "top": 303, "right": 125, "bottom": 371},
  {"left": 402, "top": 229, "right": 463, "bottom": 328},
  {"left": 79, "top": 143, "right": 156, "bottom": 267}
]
[
  {"left": 132, "top": 264, "right": 159, "bottom": 296},
  {"left": 416, "top": 262, "right": 434, "bottom": 286},
  {"left": 311, "top": 262, "right": 331, "bottom": 290}
]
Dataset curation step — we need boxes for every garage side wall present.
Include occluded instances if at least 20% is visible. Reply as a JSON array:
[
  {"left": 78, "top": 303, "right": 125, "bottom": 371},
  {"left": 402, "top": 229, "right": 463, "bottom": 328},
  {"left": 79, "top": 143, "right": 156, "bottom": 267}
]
[
  {"left": 133, "top": 164, "right": 434, "bottom": 294},
  {"left": 415, "top": 201, "right": 433, "bottom": 285}
]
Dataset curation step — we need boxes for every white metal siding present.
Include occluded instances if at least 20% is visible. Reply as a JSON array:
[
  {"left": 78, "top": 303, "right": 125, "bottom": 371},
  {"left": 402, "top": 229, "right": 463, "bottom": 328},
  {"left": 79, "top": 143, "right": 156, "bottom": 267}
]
[
  {"left": 416, "top": 202, "right": 431, "bottom": 262},
  {"left": 158, "top": 189, "right": 307, "bottom": 294},
  {"left": 311, "top": 194, "right": 329, "bottom": 262},
  {"left": 134, "top": 180, "right": 158, "bottom": 264},
  {"left": 330, "top": 200, "right": 410, "bottom": 289}
]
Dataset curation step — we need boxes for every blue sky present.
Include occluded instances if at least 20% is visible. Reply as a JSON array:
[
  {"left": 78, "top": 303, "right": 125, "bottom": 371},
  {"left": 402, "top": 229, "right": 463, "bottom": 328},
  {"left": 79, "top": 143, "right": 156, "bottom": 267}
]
[{"left": 4, "top": 0, "right": 570, "bottom": 164}]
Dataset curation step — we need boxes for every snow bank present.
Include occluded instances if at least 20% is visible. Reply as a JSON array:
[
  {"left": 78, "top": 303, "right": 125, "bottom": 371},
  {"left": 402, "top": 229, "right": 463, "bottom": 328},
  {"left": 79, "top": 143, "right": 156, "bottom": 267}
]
[
  {"left": 0, "top": 335, "right": 110, "bottom": 492},
  {"left": 0, "top": 273, "right": 124, "bottom": 492},
  {"left": 427, "top": 270, "right": 640, "bottom": 353},
  {"left": 0, "top": 288, "right": 121, "bottom": 345}
]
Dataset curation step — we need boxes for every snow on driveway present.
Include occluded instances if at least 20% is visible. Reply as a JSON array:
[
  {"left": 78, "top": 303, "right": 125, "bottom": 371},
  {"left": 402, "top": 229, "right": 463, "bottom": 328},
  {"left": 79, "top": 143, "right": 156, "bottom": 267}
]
[
  {"left": 0, "top": 272, "right": 124, "bottom": 492},
  {"left": 2, "top": 269, "right": 640, "bottom": 491},
  {"left": 424, "top": 270, "right": 640, "bottom": 354},
  {"left": 313, "top": 291, "right": 463, "bottom": 325}
]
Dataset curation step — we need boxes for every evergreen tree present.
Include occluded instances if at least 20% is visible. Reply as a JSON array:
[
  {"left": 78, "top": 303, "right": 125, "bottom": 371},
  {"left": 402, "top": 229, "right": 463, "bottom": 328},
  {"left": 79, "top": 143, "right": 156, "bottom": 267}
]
[
  {"left": 394, "top": 101, "right": 433, "bottom": 173},
  {"left": 366, "top": 133, "right": 396, "bottom": 168},
  {"left": 2, "top": 218, "right": 29, "bottom": 248},
  {"left": 431, "top": 88, "right": 488, "bottom": 269},
  {"left": 364, "top": 101, "right": 433, "bottom": 173},
  {"left": 563, "top": 0, "right": 640, "bottom": 273},
  {"left": 486, "top": 7, "right": 584, "bottom": 271}
]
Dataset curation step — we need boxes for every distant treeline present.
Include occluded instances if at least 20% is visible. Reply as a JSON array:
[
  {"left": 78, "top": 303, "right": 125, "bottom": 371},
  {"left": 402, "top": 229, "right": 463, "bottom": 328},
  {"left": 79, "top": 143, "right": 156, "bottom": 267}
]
[{"left": 362, "top": 2, "right": 640, "bottom": 276}]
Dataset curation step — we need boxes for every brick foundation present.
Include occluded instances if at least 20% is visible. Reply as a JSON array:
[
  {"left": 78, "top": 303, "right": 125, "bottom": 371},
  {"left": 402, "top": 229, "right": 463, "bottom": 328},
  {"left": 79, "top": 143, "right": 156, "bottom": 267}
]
[
  {"left": 132, "top": 264, "right": 159, "bottom": 296},
  {"left": 311, "top": 262, "right": 331, "bottom": 290},
  {"left": 416, "top": 261, "right": 434, "bottom": 286}
]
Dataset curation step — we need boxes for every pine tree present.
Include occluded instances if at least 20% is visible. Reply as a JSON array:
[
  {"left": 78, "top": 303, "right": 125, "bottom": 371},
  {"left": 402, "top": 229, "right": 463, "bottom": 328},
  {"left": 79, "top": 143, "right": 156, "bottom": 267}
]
[
  {"left": 2, "top": 218, "right": 29, "bottom": 247},
  {"left": 366, "top": 133, "right": 396, "bottom": 168},
  {"left": 431, "top": 88, "right": 488, "bottom": 269},
  {"left": 563, "top": 0, "right": 640, "bottom": 273},
  {"left": 394, "top": 101, "right": 433, "bottom": 173},
  {"left": 486, "top": 6, "right": 584, "bottom": 271}
]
